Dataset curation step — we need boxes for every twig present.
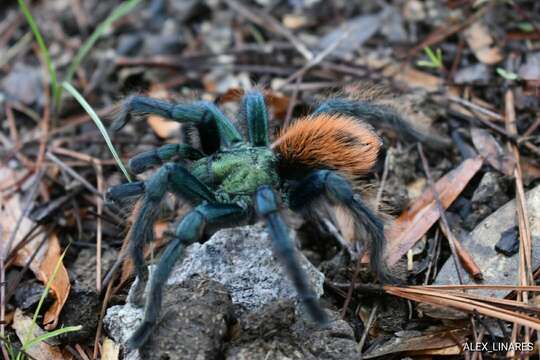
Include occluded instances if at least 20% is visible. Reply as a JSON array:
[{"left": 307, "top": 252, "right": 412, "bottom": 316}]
[
  {"left": 358, "top": 304, "right": 379, "bottom": 358},
  {"left": 447, "top": 96, "right": 540, "bottom": 158},
  {"left": 375, "top": 151, "right": 391, "bottom": 207},
  {"left": 226, "top": 0, "right": 313, "bottom": 61},
  {"left": 93, "top": 264, "right": 117, "bottom": 359},
  {"left": 417, "top": 144, "right": 464, "bottom": 285},
  {"left": 504, "top": 88, "right": 533, "bottom": 358},
  {"left": 407, "top": 5, "right": 487, "bottom": 58},
  {"left": 424, "top": 229, "right": 440, "bottom": 284},
  {"left": 283, "top": 75, "right": 302, "bottom": 128},
  {"left": 0, "top": 226, "right": 7, "bottom": 360},
  {"left": 522, "top": 116, "right": 540, "bottom": 139},
  {"left": 75, "top": 344, "right": 91, "bottom": 360},
  {"left": 46, "top": 152, "right": 99, "bottom": 195},
  {"left": 35, "top": 56, "right": 51, "bottom": 170},
  {"left": 276, "top": 24, "right": 354, "bottom": 90},
  {"left": 438, "top": 224, "right": 483, "bottom": 280},
  {"left": 95, "top": 163, "right": 104, "bottom": 292}
]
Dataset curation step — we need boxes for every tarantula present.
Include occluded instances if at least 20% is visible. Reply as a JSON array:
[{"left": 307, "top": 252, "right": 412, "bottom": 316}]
[{"left": 107, "top": 89, "right": 444, "bottom": 350}]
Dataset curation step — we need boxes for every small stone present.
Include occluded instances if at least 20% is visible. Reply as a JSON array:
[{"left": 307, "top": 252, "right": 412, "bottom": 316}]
[
  {"left": 434, "top": 185, "right": 540, "bottom": 298},
  {"left": 463, "top": 172, "right": 509, "bottom": 230},
  {"left": 105, "top": 276, "right": 233, "bottom": 360},
  {"left": 104, "top": 225, "right": 325, "bottom": 359},
  {"left": 1, "top": 64, "right": 43, "bottom": 106},
  {"left": 56, "top": 286, "right": 100, "bottom": 345},
  {"left": 226, "top": 300, "right": 360, "bottom": 360},
  {"left": 454, "top": 64, "right": 490, "bottom": 84},
  {"left": 168, "top": 224, "right": 325, "bottom": 315},
  {"left": 13, "top": 280, "right": 48, "bottom": 311}
]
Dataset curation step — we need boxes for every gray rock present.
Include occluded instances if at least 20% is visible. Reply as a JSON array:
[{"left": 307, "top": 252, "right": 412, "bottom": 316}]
[
  {"left": 1, "top": 63, "right": 43, "bottom": 106},
  {"left": 226, "top": 300, "right": 360, "bottom": 360},
  {"left": 454, "top": 64, "right": 490, "bottom": 84},
  {"left": 318, "top": 12, "right": 384, "bottom": 59},
  {"left": 104, "top": 224, "right": 325, "bottom": 359},
  {"left": 463, "top": 172, "right": 509, "bottom": 230},
  {"left": 168, "top": 224, "right": 325, "bottom": 314},
  {"left": 105, "top": 276, "right": 233, "bottom": 360},
  {"left": 518, "top": 51, "right": 540, "bottom": 80},
  {"left": 434, "top": 185, "right": 540, "bottom": 298},
  {"left": 56, "top": 286, "right": 100, "bottom": 345}
]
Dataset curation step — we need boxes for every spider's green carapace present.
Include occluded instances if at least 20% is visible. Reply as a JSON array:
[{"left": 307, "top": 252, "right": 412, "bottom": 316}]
[{"left": 190, "top": 146, "right": 279, "bottom": 203}]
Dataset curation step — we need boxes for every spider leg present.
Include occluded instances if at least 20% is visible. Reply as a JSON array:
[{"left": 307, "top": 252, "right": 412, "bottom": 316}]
[
  {"left": 288, "top": 170, "right": 399, "bottom": 285},
  {"left": 111, "top": 96, "right": 243, "bottom": 150},
  {"left": 241, "top": 90, "right": 269, "bottom": 146},
  {"left": 128, "top": 143, "right": 204, "bottom": 174},
  {"left": 127, "top": 202, "right": 245, "bottom": 350},
  {"left": 127, "top": 163, "right": 216, "bottom": 306},
  {"left": 106, "top": 181, "right": 145, "bottom": 203},
  {"left": 254, "top": 186, "right": 328, "bottom": 325},
  {"left": 313, "top": 98, "right": 449, "bottom": 149}
]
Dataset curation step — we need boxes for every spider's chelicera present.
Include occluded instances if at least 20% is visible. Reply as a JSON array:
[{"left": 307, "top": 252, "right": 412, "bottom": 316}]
[{"left": 106, "top": 90, "right": 419, "bottom": 350}]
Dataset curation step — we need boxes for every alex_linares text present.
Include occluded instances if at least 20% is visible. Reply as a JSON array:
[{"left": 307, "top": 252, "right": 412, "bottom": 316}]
[{"left": 463, "top": 341, "right": 534, "bottom": 352}]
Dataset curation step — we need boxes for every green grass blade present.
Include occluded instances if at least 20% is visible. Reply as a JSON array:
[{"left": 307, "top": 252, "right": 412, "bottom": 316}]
[
  {"left": 23, "top": 326, "right": 82, "bottom": 352},
  {"left": 423, "top": 46, "right": 443, "bottom": 68},
  {"left": 496, "top": 67, "right": 519, "bottom": 81},
  {"left": 62, "top": 82, "right": 132, "bottom": 182},
  {"left": 18, "top": 0, "right": 58, "bottom": 103},
  {"left": 56, "top": 0, "right": 141, "bottom": 109}
]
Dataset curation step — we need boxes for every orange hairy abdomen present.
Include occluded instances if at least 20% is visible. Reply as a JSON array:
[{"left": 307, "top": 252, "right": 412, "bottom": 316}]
[{"left": 274, "top": 114, "right": 382, "bottom": 177}]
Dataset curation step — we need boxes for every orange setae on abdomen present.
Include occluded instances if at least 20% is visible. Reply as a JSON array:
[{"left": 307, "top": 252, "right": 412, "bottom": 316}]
[{"left": 273, "top": 113, "right": 382, "bottom": 178}]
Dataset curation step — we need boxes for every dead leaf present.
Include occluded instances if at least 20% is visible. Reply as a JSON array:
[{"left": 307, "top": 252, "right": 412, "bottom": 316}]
[
  {"left": 464, "top": 21, "right": 503, "bottom": 65},
  {"left": 471, "top": 127, "right": 516, "bottom": 176},
  {"left": 38, "top": 234, "right": 70, "bottom": 329},
  {"left": 146, "top": 88, "right": 180, "bottom": 138},
  {"left": 147, "top": 116, "right": 181, "bottom": 139},
  {"left": 1, "top": 167, "right": 70, "bottom": 329},
  {"left": 386, "top": 156, "right": 484, "bottom": 265},
  {"left": 384, "top": 64, "right": 443, "bottom": 91},
  {"left": 12, "top": 309, "right": 66, "bottom": 360}
]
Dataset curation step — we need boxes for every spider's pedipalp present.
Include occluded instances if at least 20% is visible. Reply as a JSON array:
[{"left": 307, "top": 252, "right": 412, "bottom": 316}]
[
  {"left": 288, "top": 170, "right": 399, "bottom": 285},
  {"left": 241, "top": 90, "right": 269, "bottom": 146},
  {"left": 128, "top": 143, "right": 204, "bottom": 174},
  {"left": 127, "top": 202, "right": 245, "bottom": 350},
  {"left": 314, "top": 98, "right": 450, "bottom": 149},
  {"left": 255, "top": 186, "right": 329, "bottom": 325}
]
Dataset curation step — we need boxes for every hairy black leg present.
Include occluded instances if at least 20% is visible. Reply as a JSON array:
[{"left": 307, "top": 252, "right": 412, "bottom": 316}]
[
  {"left": 127, "top": 203, "right": 245, "bottom": 350},
  {"left": 254, "top": 186, "right": 328, "bottom": 325},
  {"left": 314, "top": 98, "right": 449, "bottom": 149},
  {"left": 128, "top": 143, "right": 204, "bottom": 174},
  {"left": 111, "top": 96, "right": 243, "bottom": 150},
  {"left": 242, "top": 90, "right": 269, "bottom": 146},
  {"left": 288, "top": 170, "right": 398, "bottom": 284},
  {"left": 128, "top": 163, "right": 216, "bottom": 306}
]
